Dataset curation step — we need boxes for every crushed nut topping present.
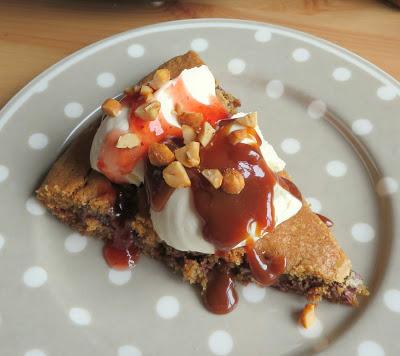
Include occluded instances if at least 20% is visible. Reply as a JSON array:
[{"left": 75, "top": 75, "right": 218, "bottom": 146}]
[
  {"left": 140, "top": 85, "right": 153, "bottom": 96},
  {"left": 101, "top": 98, "right": 122, "bottom": 117},
  {"left": 148, "top": 143, "right": 175, "bottom": 167},
  {"left": 202, "top": 169, "right": 223, "bottom": 189},
  {"left": 163, "top": 161, "right": 191, "bottom": 188},
  {"left": 298, "top": 304, "right": 316, "bottom": 329},
  {"left": 177, "top": 112, "right": 203, "bottom": 129},
  {"left": 222, "top": 168, "right": 245, "bottom": 194},
  {"left": 116, "top": 133, "right": 141, "bottom": 149},
  {"left": 134, "top": 100, "right": 161, "bottom": 121},
  {"left": 150, "top": 68, "right": 171, "bottom": 90},
  {"left": 198, "top": 121, "right": 216, "bottom": 147},
  {"left": 235, "top": 112, "right": 257, "bottom": 128},
  {"left": 228, "top": 128, "right": 254, "bottom": 146},
  {"left": 124, "top": 85, "right": 140, "bottom": 96},
  {"left": 175, "top": 141, "right": 201, "bottom": 168},
  {"left": 182, "top": 124, "right": 196, "bottom": 145},
  {"left": 174, "top": 103, "right": 184, "bottom": 116}
]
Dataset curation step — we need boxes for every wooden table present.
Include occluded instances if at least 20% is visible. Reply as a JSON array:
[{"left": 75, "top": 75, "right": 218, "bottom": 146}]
[{"left": 1, "top": 0, "right": 399, "bottom": 109}]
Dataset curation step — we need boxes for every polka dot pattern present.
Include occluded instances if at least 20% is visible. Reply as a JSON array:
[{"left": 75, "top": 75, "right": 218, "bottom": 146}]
[
  {"left": 190, "top": 38, "right": 209, "bottom": 52},
  {"left": 127, "top": 44, "right": 145, "bottom": 58},
  {"left": 0, "top": 165, "right": 9, "bottom": 183},
  {"left": 227, "top": 58, "right": 246, "bottom": 75},
  {"left": 24, "top": 350, "right": 47, "bottom": 356},
  {"left": 118, "top": 345, "right": 143, "bottom": 356},
  {"left": 266, "top": 80, "right": 284, "bottom": 99},
  {"left": 352, "top": 119, "right": 373, "bottom": 136},
  {"left": 306, "top": 197, "right": 322, "bottom": 213},
  {"left": 108, "top": 269, "right": 132, "bottom": 286},
  {"left": 69, "top": 307, "right": 91, "bottom": 326},
  {"left": 280, "top": 138, "right": 301, "bottom": 154},
  {"left": 351, "top": 223, "right": 375, "bottom": 243},
  {"left": 208, "top": 330, "right": 233, "bottom": 355},
  {"left": 377, "top": 85, "right": 397, "bottom": 101},
  {"left": 376, "top": 177, "right": 398, "bottom": 196},
  {"left": 298, "top": 318, "right": 323, "bottom": 338},
  {"left": 326, "top": 160, "right": 347, "bottom": 177},
  {"left": 156, "top": 296, "right": 180, "bottom": 319},
  {"left": 28, "top": 133, "right": 48, "bottom": 150},
  {"left": 292, "top": 48, "right": 310, "bottom": 62},
  {"left": 64, "top": 102, "right": 83, "bottom": 119},
  {"left": 383, "top": 289, "right": 400, "bottom": 313},
  {"left": 242, "top": 283, "right": 266, "bottom": 303},
  {"left": 23, "top": 266, "right": 48, "bottom": 288},
  {"left": 64, "top": 233, "right": 87, "bottom": 253},
  {"left": 254, "top": 29, "right": 272, "bottom": 42},
  {"left": 307, "top": 100, "right": 327, "bottom": 119},
  {"left": 332, "top": 67, "right": 352, "bottom": 81},
  {"left": 96, "top": 72, "right": 116, "bottom": 88},
  {"left": 26, "top": 197, "right": 45, "bottom": 216},
  {"left": 357, "top": 340, "right": 385, "bottom": 356}
]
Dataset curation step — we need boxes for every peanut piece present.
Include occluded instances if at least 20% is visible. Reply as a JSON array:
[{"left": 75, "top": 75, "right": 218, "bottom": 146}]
[
  {"left": 198, "top": 121, "right": 216, "bottom": 147},
  {"left": 298, "top": 304, "right": 316, "bottom": 329},
  {"left": 222, "top": 168, "right": 245, "bottom": 194},
  {"left": 177, "top": 112, "right": 203, "bottom": 129},
  {"left": 134, "top": 100, "right": 161, "bottom": 121},
  {"left": 163, "top": 161, "right": 191, "bottom": 188},
  {"left": 175, "top": 103, "right": 184, "bottom": 115},
  {"left": 148, "top": 143, "right": 175, "bottom": 167},
  {"left": 202, "top": 169, "right": 223, "bottom": 189},
  {"left": 124, "top": 85, "right": 140, "bottom": 96},
  {"left": 228, "top": 129, "right": 253, "bottom": 145},
  {"left": 175, "top": 142, "right": 200, "bottom": 168},
  {"left": 235, "top": 112, "right": 257, "bottom": 128},
  {"left": 150, "top": 68, "right": 171, "bottom": 90},
  {"left": 140, "top": 85, "right": 154, "bottom": 96},
  {"left": 101, "top": 98, "right": 122, "bottom": 117},
  {"left": 182, "top": 125, "right": 196, "bottom": 144},
  {"left": 116, "top": 133, "right": 141, "bottom": 149}
]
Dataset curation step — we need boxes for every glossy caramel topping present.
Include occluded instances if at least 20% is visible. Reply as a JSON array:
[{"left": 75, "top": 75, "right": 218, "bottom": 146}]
[{"left": 316, "top": 213, "right": 334, "bottom": 227}]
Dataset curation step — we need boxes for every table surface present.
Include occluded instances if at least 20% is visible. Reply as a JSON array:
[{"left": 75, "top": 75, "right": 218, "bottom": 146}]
[{"left": 1, "top": 0, "right": 399, "bottom": 109}]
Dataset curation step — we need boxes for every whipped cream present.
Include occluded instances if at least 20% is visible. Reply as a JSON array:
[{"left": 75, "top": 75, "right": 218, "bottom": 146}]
[{"left": 151, "top": 113, "right": 302, "bottom": 254}]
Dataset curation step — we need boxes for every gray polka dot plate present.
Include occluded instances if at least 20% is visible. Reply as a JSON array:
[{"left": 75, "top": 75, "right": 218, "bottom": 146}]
[{"left": 0, "top": 19, "right": 399, "bottom": 356}]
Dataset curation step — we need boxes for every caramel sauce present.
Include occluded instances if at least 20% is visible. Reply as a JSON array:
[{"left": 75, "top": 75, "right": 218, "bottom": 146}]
[
  {"left": 203, "top": 269, "right": 238, "bottom": 314},
  {"left": 103, "top": 241, "right": 140, "bottom": 270},
  {"left": 316, "top": 213, "right": 334, "bottom": 227},
  {"left": 278, "top": 176, "right": 302, "bottom": 201}
]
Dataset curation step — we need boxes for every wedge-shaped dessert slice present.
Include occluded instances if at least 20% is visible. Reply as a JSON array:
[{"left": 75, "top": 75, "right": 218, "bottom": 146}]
[{"left": 37, "top": 51, "right": 367, "bottom": 317}]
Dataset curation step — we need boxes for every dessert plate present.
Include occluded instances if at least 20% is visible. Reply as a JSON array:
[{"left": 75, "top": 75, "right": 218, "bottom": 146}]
[{"left": 0, "top": 19, "right": 399, "bottom": 356}]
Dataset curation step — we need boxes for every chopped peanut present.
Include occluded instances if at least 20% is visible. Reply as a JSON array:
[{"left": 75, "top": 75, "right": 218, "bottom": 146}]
[
  {"left": 235, "top": 112, "right": 257, "bottom": 128},
  {"left": 182, "top": 125, "right": 196, "bottom": 144},
  {"left": 175, "top": 142, "right": 200, "bottom": 168},
  {"left": 175, "top": 103, "right": 184, "bottom": 115},
  {"left": 148, "top": 143, "right": 175, "bottom": 167},
  {"left": 163, "top": 161, "right": 191, "bottom": 188},
  {"left": 177, "top": 112, "right": 203, "bottom": 129},
  {"left": 101, "top": 98, "right": 122, "bottom": 117},
  {"left": 298, "top": 304, "right": 316, "bottom": 329},
  {"left": 134, "top": 100, "right": 161, "bottom": 121},
  {"left": 222, "top": 168, "right": 245, "bottom": 194},
  {"left": 124, "top": 85, "right": 140, "bottom": 95},
  {"left": 228, "top": 129, "right": 254, "bottom": 146},
  {"left": 198, "top": 122, "right": 216, "bottom": 147},
  {"left": 202, "top": 169, "right": 223, "bottom": 189},
  {"left": 116, "top": 133, "right": 141, "bottom": 149},
  {"left": 150, "top": 68, "right": 171, "bottom": 90},
  {"left": 140, "top": 85, "right": 154, "bottom": 96}
]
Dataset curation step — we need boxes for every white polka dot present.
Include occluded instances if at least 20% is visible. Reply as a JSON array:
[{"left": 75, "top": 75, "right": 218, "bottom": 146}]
[
  {"left": 352, "top": 119, "right": 373, "bottom": 136},
  {"left": 0, "top": 234, "right": 4, "bottom": 250},
  {"left": 384, "top": 289, "right": 400, "bottom": 313},
  {"left": 26, "top": 197, "right": 45, "bottom": 216},
  {"left": 376, "top": 177, "right": 398, "bottom": 196},
  {"left": 108, "top": 269, "right": 132, "bottom": 286},
  {"left": 24, "top": 350, "right": 47, "bottom": 356},
  {"left": 23, "top": 266, "right": 48, "bottom": 288},
  {"left": 254, "top": 29, "right": 272, "bottom": 42},
  {"left": 69, "top": 307, "right": 91, "bottom": 325},
  {"left": 280, "top": 138, "right": 301, "bottom": 154},
  {"left": 28, "top": 133, "right": 48, "bottom": 150},
  {"left": 307, "top": 100, "right": 327, "bottom": 119},
  {"left": 306, "top": 197, "right": 322, "bottom": 213},
  {"left": 64, "top": 233, "right": 87, "bottom": 253},
  {"left": 191, "top": 38, "right": 208, "bottom": 52},
  {"left": 156, "top": 296, "right": 180, "bottom": 319},
  {"left": 96, "top": 72, "right": 116, "bottom": 88},
  {"left": 64, "top": 102, "right": 83, "bottom": 119},
  {"left": 298, "top": 318, "right": 323, "bottom": 338},
  {"left": 266, "top": 80, "right": 284, "bottom": 99},
  {"left": 377, "top": 85, "right": 397, "bottom": 101},
  {"left": 326, "top": 160, "right": 347, "bottom": 177},
  {"left": 33, "top": 80, "right": 48, "bottom": 93},
  {"left": 242, "top": 283, "right": 266, "bottom": 303},
  {"left": 227, "top": 58, "right": 246, "bottom": 75},
  {"left": 118, "top": 345, "right": 143, "bottom": 356},
  {"left": 0, "top": 165, "right": 9, "bottom": 183},
  {"left": 127, "top": 44, "right": 145, "bottom": 58},
  {"left": 351, "top": 223, "right": 375, "bottom": 243},
  {"left": 332, "top": 67, "right": 352, "bottom": 81},
  {"left": 208, "top": 330, "right": 233, "bottom": 355},
  {"left": 292, "top": 48, "right": 310, "bottom": 62},
  {"left": 358, "top": 340, "right": 385, "bottom": 356}
]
